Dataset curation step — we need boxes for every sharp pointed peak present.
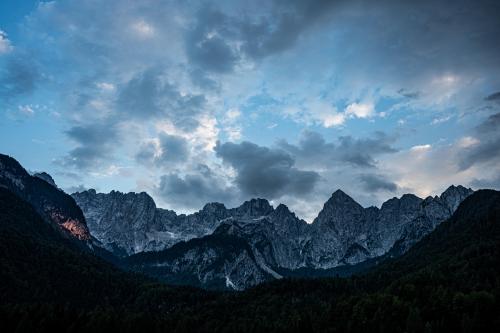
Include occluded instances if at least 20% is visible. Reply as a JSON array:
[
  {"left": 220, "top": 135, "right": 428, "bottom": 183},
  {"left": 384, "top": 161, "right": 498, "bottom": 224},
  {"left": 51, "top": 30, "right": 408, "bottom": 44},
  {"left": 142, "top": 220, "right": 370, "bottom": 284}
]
[
  {"left": 322, "top": 189, "right": 362, "bottom": 210},
  {"left": 274, "top": 203, "right": 295, "bottom": 217},
  {"left": 328, "top": 189, "right": 357, "bottom": 203},
  {"left": 332, "top": 189, "right": 348, "bottom": 196}
]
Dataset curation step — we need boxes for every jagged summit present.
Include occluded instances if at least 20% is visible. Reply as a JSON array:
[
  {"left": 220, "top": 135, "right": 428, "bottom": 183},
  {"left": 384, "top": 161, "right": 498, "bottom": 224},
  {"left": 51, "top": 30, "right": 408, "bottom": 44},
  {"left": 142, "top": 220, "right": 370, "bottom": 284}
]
[
  {"left": 275, "top": 203, "right": 292, "bottom": 215},
  {"left": 33, "top": 172, "right": 57, "bottom": 187},
  {"left": 81, "top": 188, "right": 97, "bottom": 195},
  {"left": 202, "top": 202, "right": 227, "bottom": 213},
  {"left": 442, "top": 184, "right": 471, "bottom": 194},
  {"left": 440, "top": 185, "right": 474, "bottom": 213},
  {"left": 235, "top": 198, "right": 274, "bottom": 218},
  {"left": 71, "top": 176, "right": 475, "bottom": 273}
]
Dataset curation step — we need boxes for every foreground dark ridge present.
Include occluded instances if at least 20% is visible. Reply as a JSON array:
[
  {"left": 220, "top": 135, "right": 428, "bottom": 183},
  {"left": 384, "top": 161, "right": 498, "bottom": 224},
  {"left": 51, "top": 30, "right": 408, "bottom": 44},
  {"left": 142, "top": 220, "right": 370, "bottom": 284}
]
[
  {"left": 0, "top": 153, "right": 91, "bottom": 241},
  {"left": 1, "top": 186, "right": 499, "bottom": 332}
]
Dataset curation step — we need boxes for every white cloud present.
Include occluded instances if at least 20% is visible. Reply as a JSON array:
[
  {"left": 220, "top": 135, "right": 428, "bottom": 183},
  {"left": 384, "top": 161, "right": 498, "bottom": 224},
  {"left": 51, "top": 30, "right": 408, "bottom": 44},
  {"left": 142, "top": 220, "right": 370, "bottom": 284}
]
[
  {"left": 410, "top": 144, "right": 432, "bottom": 152},
  {"left": 0, "top": 30, "right": 13, "bottom": 54},
  {"left": 457, "top": 136, "right": 480, "bottom": 148},
  {"left": 225, "top": 108, "right": 241, "bottom": 120},
  {"left": 309, "top": 101, "right": 346, "bottom": 127},
  {"left": 18, "top": 105, "right": 35, "bottom": 116},
  {"left": 380, "top": 134, "right": 497, "bottom": 201},
  {"left": 322, "top": 113, "right": 346, "bottom": 127},
  {"left": 281, "top": 101, "right": 346, "bottom": 128},
  {"left": 156, "top": 114, "right": 219, "bottom": 152},
  {"left": 431, "top": 115, "right": 451, "bottom": 125},
  {"left": 345, "top": 102, "right": 375, "bottom": 119},
  {"left": 131, "top": 20, "right": 155, "bottom": 38},
  {"left": 96, "top": 82, "right": 116, "bottom": 92}
]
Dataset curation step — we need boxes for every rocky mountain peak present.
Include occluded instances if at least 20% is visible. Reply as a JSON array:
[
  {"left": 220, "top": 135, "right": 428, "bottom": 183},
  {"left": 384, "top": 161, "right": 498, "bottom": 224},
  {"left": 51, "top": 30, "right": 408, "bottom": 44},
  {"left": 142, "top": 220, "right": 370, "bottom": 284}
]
[
  {"left": 112, "top": 190, "right": 156, "bottom": 207},
  {"left": 399, "top": 193, "right": 423, "bottom": 207},
  {"left": 275, "top": 203, "right": 292, "bottom": 215},
  {"left": 322, "top": 190, "right": 363, "bottom": 212},
  {"left": 33, "top": 172, "right": 57, "bottom": 187},
  {"left": 440, "top": 185, "right": 473, "bottom": 213},
  {"left": 381, "top": 194, "right": 422, "bottom": 211},
  {"left": 202, "top": 202, "right": 227, "bottom": 214},
  {"left": 84, "top": 188, "right": 97, "bottom": 195},
  {"left": 272, "top": 203, "right": 298, "bottom": 222},
  {"left": 313, "top": 190, "right": 365, "bottom": 231},
  {"left": 236, "top": 198, "right": 274, "bottom": 218}
]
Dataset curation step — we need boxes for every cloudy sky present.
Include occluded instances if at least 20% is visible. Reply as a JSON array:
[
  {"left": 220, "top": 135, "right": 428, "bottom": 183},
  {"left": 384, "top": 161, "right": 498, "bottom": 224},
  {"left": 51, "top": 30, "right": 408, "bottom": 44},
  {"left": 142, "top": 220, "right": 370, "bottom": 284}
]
[{"left": 1, "top": 0, "right": 500, "bottom": 221}]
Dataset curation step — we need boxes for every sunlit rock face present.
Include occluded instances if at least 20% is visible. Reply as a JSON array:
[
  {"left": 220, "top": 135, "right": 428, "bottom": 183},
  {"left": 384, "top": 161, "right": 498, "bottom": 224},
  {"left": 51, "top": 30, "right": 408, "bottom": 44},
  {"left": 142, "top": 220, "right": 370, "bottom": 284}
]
[{"left": 0, "top": 154, "right": 91, "bottom": 241}]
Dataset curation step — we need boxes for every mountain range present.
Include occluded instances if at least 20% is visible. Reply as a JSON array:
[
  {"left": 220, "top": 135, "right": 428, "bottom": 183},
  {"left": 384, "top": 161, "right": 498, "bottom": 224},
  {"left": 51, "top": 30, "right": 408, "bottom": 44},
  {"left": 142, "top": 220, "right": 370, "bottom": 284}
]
[
  {"left": 0, "top": 152, "right": 498, "bottom": 331},
  {"left": 72, "top": 182, "right": 472, "bottom": 289},
  {"left": 0, "top": 153, "right": 476, "bottom": 290}
]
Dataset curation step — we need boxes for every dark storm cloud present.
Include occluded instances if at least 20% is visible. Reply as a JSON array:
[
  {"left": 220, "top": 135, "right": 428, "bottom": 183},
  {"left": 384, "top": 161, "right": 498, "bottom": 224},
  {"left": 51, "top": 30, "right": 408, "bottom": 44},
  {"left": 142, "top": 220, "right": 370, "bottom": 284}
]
[
  {"left": 398, "top": 89, "right": 420, "bottom": 99},
  {"left": 117, "top": 67, "right": 206, "bottom": 130},
  {"left": 187, "top": 34, "right": 238, "bottom": 73},
  {"left": 215, "top": 141, "right": 319, "bottom": 199},
  {"left": 136, "top": 133, "right": 189, "bottom": 166},
  {"left": 359, "top": 174, "right": 398, "bottom": 193},
  {"left": 186, "top": 8, "right": 238, "bottom": 73},
  {"left": 157, "top": 164, "right": 236, "bottom": 209},
  {"left": 189, "top": 69, "right": 219, "bottom": 91},
  {"left": 187, "top": 0, "right": 500, "bottom": 79},
  {"left": 477, "top": 112, "right": 500, "bottom": 133},
  {"left": 278, "top": 131, "right": 398, "bottom": 168},
  {"left": 459, "top": 112, "right": 500, "bottom": 170},
  {"left": 61, "top": 121, "right": 120, "bottom": 170},
  {"left": 135, "top": 142, "right": 157, "bottom": 166},
  {"left": 485, "top": 91, "right": 500, "bottom": 102},
  {"left": 239, "top": 0, "right": 341, "bottom": 59},
  {"left": 0, "top": 56, "right": 40, "bottom": 99},
  {"left": 185, "top": 0, "right": 342, "bottom": 75}
]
